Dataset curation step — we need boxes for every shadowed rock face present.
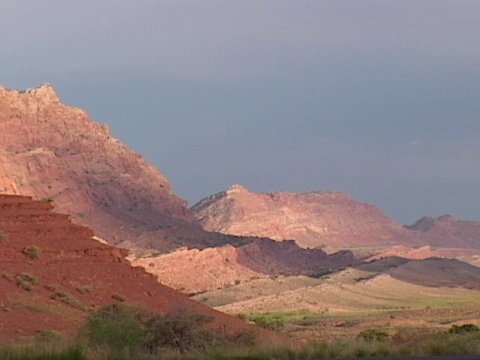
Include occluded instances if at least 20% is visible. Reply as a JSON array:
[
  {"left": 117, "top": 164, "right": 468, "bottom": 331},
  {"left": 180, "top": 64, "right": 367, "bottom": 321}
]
[
  {"left": 0, "top": 84, "right": 203, "bottom": 250},
  {"left": 0, "top": 195, "right": 269, "bottom": 343},
  {"left": 192, "top": 185, "right": 405, "bottom": 248}
]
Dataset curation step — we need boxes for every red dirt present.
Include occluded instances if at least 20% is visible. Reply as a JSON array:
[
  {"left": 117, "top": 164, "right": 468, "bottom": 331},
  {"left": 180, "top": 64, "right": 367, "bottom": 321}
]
[{"left": 0, "top": 195, "right": 280, "bottom": 343}]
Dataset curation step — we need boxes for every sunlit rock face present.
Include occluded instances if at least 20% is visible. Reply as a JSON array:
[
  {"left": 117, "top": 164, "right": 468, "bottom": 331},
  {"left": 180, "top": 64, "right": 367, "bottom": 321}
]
[
  {"left": 0, "top": 84, "right": 198, "bottom": 250},
  {"left": 192, "top": 185, "right": 405, "bottom": 248}
]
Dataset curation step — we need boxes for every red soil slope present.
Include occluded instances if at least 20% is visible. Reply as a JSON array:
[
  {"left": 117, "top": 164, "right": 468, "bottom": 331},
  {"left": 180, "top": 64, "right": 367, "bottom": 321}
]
[{"left": 0, "top": 195, "right": 273, "bottom": 343}]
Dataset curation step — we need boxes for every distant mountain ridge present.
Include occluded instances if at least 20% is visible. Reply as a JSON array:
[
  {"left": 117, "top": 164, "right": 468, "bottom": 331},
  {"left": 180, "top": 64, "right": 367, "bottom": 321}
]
[{"left": 193, "top": 185, "right": 480, "bottom": 249}]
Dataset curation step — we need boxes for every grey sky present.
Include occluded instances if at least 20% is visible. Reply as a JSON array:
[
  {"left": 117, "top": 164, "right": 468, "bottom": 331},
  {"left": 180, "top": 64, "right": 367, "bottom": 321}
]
[{"left": 1, "top": 1, "right": 479, "bottom": 224}]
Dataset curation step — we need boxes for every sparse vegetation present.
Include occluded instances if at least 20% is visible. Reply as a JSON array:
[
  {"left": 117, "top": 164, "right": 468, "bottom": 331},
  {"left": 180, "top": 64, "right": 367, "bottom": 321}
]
[
  {"left": 77, "top": 285, "right": 93, "bottom": 294},
  {"left": 15, "top": 273, "right": 39, "bottom": 291},
  {"left": 3, "top": 327, "right": 480, "bottom": 359},
  {"left": 51, "top": 291, "right": 91, "bottom": 311},
  {"left": 23, "top": 245, "right": 43, "bottom": 259},
  {"left": 358, "top": 328, "right": 390, "bottom": 342},
  {"left": 45, "top": 283, "right": 61, "bottom": 292},
  {"left": 85, "top": 303, "right": 240, "bottom": 355},
  {"left": 41, "top": 196, "right": 55, "bottom": 203},
  {"left": 0, "top": 230, "right": 8, "bottom": 242},
  {"left": 112, "top": 293, "right": 127, "bottom": 302},
  {"left": 248, "top": 313, "right": 285, "bottom": 331}
]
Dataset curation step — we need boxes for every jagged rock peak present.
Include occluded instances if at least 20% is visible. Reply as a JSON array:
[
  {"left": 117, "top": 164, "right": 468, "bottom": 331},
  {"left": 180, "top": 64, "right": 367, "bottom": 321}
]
[
  {"left": 226, "top": 184, "right": 250, "bottom": 195},
  {"left": 0, "top": 83, "right": 60, "bottom": 104}
]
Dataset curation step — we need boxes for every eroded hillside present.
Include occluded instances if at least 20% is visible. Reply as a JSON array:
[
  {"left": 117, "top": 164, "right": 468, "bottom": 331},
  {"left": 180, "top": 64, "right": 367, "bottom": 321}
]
[{"left": 0, "top": 195, "right": 271, "bottom": 342}]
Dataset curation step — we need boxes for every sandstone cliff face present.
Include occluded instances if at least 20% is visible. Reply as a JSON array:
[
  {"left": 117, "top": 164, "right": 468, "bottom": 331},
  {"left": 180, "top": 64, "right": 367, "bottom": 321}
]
[
  {"left": 0, "top": 84, "right": 200, "bottom": 249},
  {"left": 192, "top": 185, "right": 406, "bottom": 248}
]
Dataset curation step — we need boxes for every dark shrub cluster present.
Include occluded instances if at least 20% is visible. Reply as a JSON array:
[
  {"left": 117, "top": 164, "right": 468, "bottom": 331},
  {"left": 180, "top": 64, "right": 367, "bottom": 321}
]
[
  {"left": 86, "top": 303, "right": 257, "bottom": 355},
  {"left": 449, "top": 324, "right": 480, "bottom": 334}
]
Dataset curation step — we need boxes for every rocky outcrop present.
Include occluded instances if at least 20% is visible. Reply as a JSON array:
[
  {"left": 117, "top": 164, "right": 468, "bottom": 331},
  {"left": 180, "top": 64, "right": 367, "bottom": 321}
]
[
  {"left": 0, "top": 195, "right": 275, "bottom": 342},
  {"left": 192, "top": 185, "right": 405, "bottom": 248},
  {"left": 0, "top": 84, "right": 202, "bottom": 250},
  {"left": 131, "top": 240, "right": 357, "bottom": 293}
]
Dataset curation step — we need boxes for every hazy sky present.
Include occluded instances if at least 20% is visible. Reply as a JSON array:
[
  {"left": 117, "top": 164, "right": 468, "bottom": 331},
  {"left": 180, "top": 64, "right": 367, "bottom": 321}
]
[{"left": 1, "top": 1, "right": 479, "bottom": 224}]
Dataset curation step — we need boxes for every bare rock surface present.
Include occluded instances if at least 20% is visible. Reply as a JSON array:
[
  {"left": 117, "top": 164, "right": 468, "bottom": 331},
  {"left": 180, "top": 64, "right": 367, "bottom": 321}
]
[{"left": 130, "top": 240, "right": 357, "bottom": 293}]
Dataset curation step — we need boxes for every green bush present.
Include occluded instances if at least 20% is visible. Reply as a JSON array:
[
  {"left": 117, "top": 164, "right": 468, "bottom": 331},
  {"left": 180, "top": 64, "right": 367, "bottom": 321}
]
[
  {"left": 86, "top": 304, "right": 147, "bottom": 353},
  {"left": 51, "top": 291, "right": 90, "bottom": 311},
  {"left": 86, "top": 304, "right": 234, "bottom": 355},
  {"left": 23, "top": 245, "right": 43, "bottom": 259},
  {"left": 16, "top": 273, "right": 39, "bottom": 291},
  {"left": 248, "top": 313, "right": 285, "bottom": 331}
]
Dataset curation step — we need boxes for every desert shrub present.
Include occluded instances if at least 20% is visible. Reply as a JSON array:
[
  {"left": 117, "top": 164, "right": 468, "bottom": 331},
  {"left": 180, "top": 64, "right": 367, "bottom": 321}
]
[
  {"left": 358, "top": 329, "right": 389, "bottom": 342},
  {"left": 234, "top": 279, "right": 241, "bottom": 285},
  {"left": 112, "top": 293, "right": 127, "bottom": 302},
  {"left": 144, "top": 311, "right": 217, "bottom": 354},
  {"left": 41, "top": 197, "right": 55, "bottom": 203},
  {"left": 36, "top": 330, "right": 65, "bottom": 343},
  {"left": 45, "top": 283, "right": 61, "bottom": 292},
  {"left": 86, "top": 304, "right": 148, "bottom": 353},
  {"left": 16, "top": 273, "right": 39, "bottom": 291},
  {"left": 76, "top": 285, "right": 93, "bottom": 294},
  {"left": 86, "top": 304, "right": 239, "bottom": 355},
  {"left": 0, "top": 230, "right": 8, "bottom": 242},
  {"left": 23, "top": 245, "right": 43, "bottom": 259},
  {"left": 51, "top": 291, "right": 90, "bottom": 311},
  {"left": 449, "top": 324, "right": 480, "bottom": 334}
]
